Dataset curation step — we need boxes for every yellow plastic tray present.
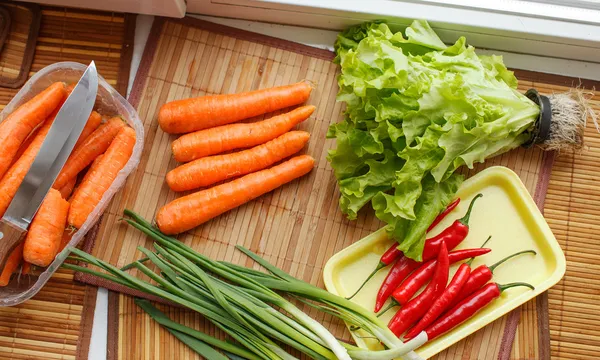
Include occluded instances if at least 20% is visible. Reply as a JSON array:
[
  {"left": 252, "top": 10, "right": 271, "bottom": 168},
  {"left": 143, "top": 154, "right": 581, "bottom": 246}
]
[{"left": 323, "top": 166, "right": 566, "bottom": 359}]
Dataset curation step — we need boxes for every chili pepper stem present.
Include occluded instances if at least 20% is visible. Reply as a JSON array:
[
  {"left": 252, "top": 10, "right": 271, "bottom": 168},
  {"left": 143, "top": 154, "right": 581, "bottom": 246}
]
[
  {"left": 489, "top": 250, "right": 537, "bottom": 273},
  {"left": 346, "top": 262, "right": 386, "bottom": 300},
  {"left": 458, "top": 193, "right": 483, "bottom": 225},
  {"left": 376, "top": 301, "right": 398, "bottom": 317},
  {"left": 466, "top": 235, "right": 492, "bottom": 266},
  {"left": 498, "top": 282, "right": 535, "bottom": 292}
]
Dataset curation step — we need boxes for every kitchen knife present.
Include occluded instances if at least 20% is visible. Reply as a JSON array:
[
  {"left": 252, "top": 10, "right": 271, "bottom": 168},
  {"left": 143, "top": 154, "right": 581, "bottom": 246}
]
[{"left": 0, "top": 61, "right": 98, "bottom": 269}]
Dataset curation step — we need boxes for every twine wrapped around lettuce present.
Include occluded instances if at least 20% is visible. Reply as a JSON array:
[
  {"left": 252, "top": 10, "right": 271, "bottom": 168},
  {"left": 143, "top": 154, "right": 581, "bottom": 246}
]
[{"left": 328, "top": 20, "right": 597, "bottom": 260}]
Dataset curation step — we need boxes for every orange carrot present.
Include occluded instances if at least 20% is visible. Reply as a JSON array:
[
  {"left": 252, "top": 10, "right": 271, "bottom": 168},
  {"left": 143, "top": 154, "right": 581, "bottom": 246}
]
[
  {"left": 68, "top": 127, "right": 136, "bottom": 229},
  {"left": 58, "top": 230, "right": 74, "bottom": 252},
  {"left": 0, "top": 112, "right": 58, "bottom": 218},
  {"left": 67, "top": 155, "right": 103, "bottom": 215},
  {"left": 59, "top": 177, "right": 77, "bottom": 199},
  {"left": 156, "top": 154, "right": 315, "bottom": 235},
  {"left": 167, "top": 131, "right": 310, "bottom": 192},
  {"left": 53, "top": 117, "right": 125, "bottom": 190},
  {"left": 23, "top": 189, "right": 69, "bottom": 267},
  {"left": 172, "top": 105, "right": 315, "bottom": 162},
  {"left": 21, "top": 262, "right": 32, "bottom": 275},
  {"left": 0, "top": 243, "right": 24, "bottom": 286},
  {"left": 10, "top": 126, "right": 42, "bottom": 168},
  {"left": 0, "top": 82, "right": 66, "bottom": 180},
  {"left": 73, "top": 111, "right": 102, "bottom": 150},
  {"left": 158, "top": 82, "right": 312, "bottom": 134},
  {"left": 65, "top": 83, "right": 76, "bottom": 93}
]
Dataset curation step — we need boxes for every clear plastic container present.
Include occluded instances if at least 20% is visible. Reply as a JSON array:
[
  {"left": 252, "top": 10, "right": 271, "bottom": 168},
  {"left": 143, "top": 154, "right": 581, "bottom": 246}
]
[{"left": 0, "top": 62, "right": 144, "bottom": 306}]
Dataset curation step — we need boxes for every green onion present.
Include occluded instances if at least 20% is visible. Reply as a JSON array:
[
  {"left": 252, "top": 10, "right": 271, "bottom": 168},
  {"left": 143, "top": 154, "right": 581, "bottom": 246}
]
[
  {"left": 64, "top": 210, "right": 425, "bottom": 360},
  {"left": 135, "top": 299, "right": 252, "bottom": 360}
]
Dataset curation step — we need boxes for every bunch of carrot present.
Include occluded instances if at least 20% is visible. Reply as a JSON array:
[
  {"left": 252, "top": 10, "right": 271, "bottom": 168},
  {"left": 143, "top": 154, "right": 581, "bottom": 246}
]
[
  {"left": 0, "top": 82, "right": 136, "bottom": 286},
  {"left": 156, "top": 82, "right": 316, "bottom": 235}
]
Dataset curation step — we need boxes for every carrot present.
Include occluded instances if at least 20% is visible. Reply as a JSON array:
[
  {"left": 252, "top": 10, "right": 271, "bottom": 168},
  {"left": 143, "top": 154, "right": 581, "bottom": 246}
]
[
  {"left": 158, "top": 82, "right": 312, "bottom": 134},
  {"left": 59, "top": 177, "right": 77, "bottom": 199},
  {"left": 53, "top": 116, "right": 125, "bottom": 190},
  {"left": 0, "top": 243, "right": 24, "bottom": 286},
  {"left": 10, "top": 126, "right": 42, "bottom": 168},
  {"left": 172, "top": 105, "right": 315, "bottom": 162},
  {"left": 58, "top": 230, "right": 74, "bottom": 252},
  {"left": 73, "top": 111, "right": 102, "bottom": 150},
  {"left": 70, "top": 155, "right": 103, "bottom": 200},
  {"left": 68, "top": 127, "right": 136, "bottom": 229},
  {"left": 156, "top": 154, "right": 315, "bottom": 235},
  {"left": 0, "top": 112, "right": 58, "bottom": 218},
  {"left": 23, "top": 189, "right": 69, "bottom": 267},
  {"left": 167, "top": 131, "right": 310, "bottom": 192},
  {"left": 0, "top": 82, "right": 66, "bottom": 180},
  {"left": 21, "top": 262, "right": 32, "bottom": 275},
  {"left": 66, "top": 83, "right": 76, "bottom": 93}
]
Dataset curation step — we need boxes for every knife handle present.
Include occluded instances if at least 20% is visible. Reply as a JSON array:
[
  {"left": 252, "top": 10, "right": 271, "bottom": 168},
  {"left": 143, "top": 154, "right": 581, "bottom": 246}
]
[{"left": 0, "top": 219, "right": 27, "bottom": 270}]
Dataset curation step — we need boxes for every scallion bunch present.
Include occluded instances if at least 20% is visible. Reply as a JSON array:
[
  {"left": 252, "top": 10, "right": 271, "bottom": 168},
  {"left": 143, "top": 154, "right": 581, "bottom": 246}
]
[{"left": 64, "top": 210, "right": 425, "bottom": 360}]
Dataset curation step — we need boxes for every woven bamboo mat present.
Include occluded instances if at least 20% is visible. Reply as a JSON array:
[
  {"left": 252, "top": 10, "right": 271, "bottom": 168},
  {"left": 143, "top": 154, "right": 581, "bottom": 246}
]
[
  {"left": 0, "top": 6, "right": 134, "bottom": 360},
  {"left": 73, "top": 17, "right": 574, "bottom": 359},
  {"left": 0, "top": 2, "right": 40, "bottom": 88},
  {"left": 539, "top": 87, "right": 600, "bottom": 360}
]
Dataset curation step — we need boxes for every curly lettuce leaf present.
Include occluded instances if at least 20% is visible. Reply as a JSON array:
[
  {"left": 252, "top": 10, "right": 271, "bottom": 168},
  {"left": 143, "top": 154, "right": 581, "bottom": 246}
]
[
  {"left": 329, "top": 20, "right": 540, "bottom": 260},
  {"left": 400, "top": 173, "right": 464, "bottom": 261}
]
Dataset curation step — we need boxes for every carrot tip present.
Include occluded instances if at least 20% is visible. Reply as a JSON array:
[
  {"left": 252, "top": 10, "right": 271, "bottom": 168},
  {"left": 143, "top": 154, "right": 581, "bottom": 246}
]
[{"left": 301, "top": 79, "right": 318, "bottom": 89}]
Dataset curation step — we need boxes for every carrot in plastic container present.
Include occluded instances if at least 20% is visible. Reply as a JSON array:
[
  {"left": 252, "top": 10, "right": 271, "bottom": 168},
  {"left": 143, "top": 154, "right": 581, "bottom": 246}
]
[
  {"left": 23, "top": 189, "right": 70, "bottom": 267},
  {"left": 156, "top": 154, "right": 315, "bottom": 235},
  {"left": 167, "top": 131, "right": 310, "bottom": 192},
  {"left": 58, "top": 177, "right": 77, "bottom": 199},
  {"left": 0, "top": 82, "right": 66, "bottom": 179},
  {"left": 158, "top": 82, "right": 313, "bottom": 134},
  {"left": 73, "top": 111, "right": 102, "bottom": 150},
  {"left": 69, "top": 155, "right": 102, "bottom": 201},
  {"left": 68, "top": 127, "right": 136, "bottom": 229},
  {"left": 172, "top": 105, "right": 315, "bottom": 162},
  {"left": 0, "top": 243, "right": 24, "bottom": 286},
  {"left": 53, "top": 116, "right": 125, "bottom": 190},
  {"left": 58, "top": 231, "right": 74, "bottom": 252},
  {"left": 0, "top": 111, "right": 59, "bottom": 217}
]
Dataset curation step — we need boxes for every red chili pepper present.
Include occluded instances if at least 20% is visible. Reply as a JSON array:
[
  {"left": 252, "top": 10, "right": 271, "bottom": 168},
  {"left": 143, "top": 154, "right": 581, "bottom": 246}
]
[
  {"left": 388, "top": 241, "right": 449, "bottom": 337},
  {"left": 447, "top": 249, "right": 536, "bottom": 310},
  {"left": 370, "top": 196, "right": 480, "bottom": 309},
  {"left": 393, "top": 248, "right": 490, "bottom": 306},
  {"left": 404, "top": 263, "right": 471, "bottom": 340},
  {"left": 347, "top": 198, "right": 460, "bottom": 300},
  {"left": 374, "top": 257, "right": 419, "bottom": 312},
  {"left": 421, "top": 282, "right": 534, "bottom": 341},
  {"left": 428, "top": 198, "right": 461, "bottom": 232},
  {"left": 377, "top": 247, "right": 490, "bottom": 316},
  {"left": 421, "top": 194, "right": 482, "bottom": 261}
]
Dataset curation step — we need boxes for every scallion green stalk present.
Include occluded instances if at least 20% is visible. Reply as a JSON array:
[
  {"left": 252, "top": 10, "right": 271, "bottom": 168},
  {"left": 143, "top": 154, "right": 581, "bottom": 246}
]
[{"left": 65, "top": 210, "right": 425, "bottom": 360}]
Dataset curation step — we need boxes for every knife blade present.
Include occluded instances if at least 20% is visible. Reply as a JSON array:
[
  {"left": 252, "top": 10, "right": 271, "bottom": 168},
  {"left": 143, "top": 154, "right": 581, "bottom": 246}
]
[{"left": 0, "top": 61, "right": 98, "bottom": 267}]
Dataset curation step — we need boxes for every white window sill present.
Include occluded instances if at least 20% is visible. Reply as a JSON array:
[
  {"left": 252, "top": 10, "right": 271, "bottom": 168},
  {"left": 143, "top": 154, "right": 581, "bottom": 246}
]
[{"left": 189, "top": 0, "right": 600, "bottom": 80}]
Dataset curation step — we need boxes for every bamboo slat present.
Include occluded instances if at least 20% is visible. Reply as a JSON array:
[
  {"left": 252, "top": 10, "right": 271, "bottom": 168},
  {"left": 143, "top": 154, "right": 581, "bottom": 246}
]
[
  {"left": 0, "top": 2, "right": 39, "bottom": 89},
  {"left": 83, "top": 17, "right": 570, "bottom": 360},
  {"left": 542, "top": 87, "right": 600, "bottom": 360},
  {"left": 0, "top": 5, "right": 134, "bottom": 360}
]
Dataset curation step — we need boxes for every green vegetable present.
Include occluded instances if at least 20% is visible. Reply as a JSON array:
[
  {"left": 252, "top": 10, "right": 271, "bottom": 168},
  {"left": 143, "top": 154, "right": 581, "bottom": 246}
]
[
  {"left": 64, "top": 210, "right": 428, "bottom": 360},
  {"left": 328, "top": 20, "right": 539, "bottom": 259}
]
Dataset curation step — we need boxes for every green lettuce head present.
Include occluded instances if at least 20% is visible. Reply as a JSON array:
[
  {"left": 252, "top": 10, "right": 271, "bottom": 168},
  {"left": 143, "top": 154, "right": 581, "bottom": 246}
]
[{"left": 328, "top": 20, "right": 539, "bottom": 260}]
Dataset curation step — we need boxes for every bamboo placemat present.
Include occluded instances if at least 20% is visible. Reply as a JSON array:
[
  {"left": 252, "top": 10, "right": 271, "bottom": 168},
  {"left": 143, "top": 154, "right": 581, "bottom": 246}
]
[
  {"left": 74, "top": 17, "right": 568, "bottom": 359},
  {"left": 0, "top": 2, "right": 40, "bottom": 89},
  {"left": 541, "top": 88, "right": 600, "bottom": 360},
  {"left": 0, "top": 6, "right": 134, "bottom": 360}
]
